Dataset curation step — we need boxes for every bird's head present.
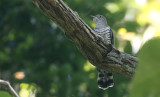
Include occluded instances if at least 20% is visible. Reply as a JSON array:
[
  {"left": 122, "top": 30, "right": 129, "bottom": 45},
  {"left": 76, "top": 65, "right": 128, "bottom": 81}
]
[{"left": 91, "top": 14, "right": 108, "bottom": 28}]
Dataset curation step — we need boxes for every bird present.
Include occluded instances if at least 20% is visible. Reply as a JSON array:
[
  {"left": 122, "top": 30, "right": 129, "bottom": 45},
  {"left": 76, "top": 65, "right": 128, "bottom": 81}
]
[{"left": 91, "top": 14, "right": 114, "bottom": 90}]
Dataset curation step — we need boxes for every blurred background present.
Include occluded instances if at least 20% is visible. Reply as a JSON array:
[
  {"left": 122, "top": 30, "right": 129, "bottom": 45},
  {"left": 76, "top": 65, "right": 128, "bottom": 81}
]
[{"left": 0, "top": 0, "right": 160, "bottom": 97}]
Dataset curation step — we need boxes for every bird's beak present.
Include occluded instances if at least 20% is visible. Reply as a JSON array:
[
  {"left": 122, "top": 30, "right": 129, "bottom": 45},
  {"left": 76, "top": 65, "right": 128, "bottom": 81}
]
[{"left": 90, "top": 15, "right": 95, "bottom": 18}]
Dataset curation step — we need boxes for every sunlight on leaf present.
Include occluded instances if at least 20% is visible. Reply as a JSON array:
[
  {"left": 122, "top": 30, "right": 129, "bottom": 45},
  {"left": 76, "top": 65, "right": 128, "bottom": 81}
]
[
  {"left": 154, "top": 32, "right": 160, "bottom": 37},
  {"left": 142, "top": 25, "right": 156, "bottom": 43},
  {"left": 131, "top": 36, "right": 142, "bottom": 54},
  {"left": 105, "top": 3, "right": 120, "bottom": 13},
  {"left": 118, "top": 28, "right": 127, "bottom": 35},
  {"left": 135, "top": 0, "right": 147, "bottom": 6},
  {"left": 83, "top": 61, "right": 95, "bottom": 72},
  {"left": 90, "top": 21, "right": 95, "bottom": 28},
  {"left": 148, "top": 10, "right": 160, "bottom": 24},
  {"left": 19, "top": 83, "right": 37, "bottom": 97}
]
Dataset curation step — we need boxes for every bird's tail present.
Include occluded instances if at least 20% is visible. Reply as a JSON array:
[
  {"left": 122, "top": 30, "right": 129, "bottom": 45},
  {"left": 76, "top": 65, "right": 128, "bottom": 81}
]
[{"left": 97, "top": 68, "right": 114, "bottom": 90}]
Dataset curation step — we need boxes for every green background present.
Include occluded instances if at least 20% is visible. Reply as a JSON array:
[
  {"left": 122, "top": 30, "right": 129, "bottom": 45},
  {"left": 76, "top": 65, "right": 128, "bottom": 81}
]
[{"left": 0, "top": 0, "right": 160, "bottom": 97}]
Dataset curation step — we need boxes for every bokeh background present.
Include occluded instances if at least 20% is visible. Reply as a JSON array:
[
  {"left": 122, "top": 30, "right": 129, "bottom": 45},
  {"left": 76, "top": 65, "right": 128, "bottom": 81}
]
[{"left": 0, "top": 0, "right": 160, "bottom": 97}]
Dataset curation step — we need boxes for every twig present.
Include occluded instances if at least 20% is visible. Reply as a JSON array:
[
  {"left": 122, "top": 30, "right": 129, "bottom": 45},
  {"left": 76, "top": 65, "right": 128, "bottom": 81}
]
[{"left": 0, "top": 79, "right": 19, "bottom": 97}]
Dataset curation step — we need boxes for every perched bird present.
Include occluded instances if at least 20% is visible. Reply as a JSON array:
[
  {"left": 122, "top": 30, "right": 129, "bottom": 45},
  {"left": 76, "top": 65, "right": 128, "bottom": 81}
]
[{"left": 91, "top": 14, "right": 114, "bottom": 90}]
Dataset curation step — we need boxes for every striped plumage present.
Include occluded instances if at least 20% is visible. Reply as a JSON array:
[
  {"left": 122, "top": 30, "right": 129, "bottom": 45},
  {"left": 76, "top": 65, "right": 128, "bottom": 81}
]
[
  {"left": 97, "top": 69, "right": 114, "bottom": 90},
  {"left": 91, "top": 14, "right": 114, "bottom": 90}
]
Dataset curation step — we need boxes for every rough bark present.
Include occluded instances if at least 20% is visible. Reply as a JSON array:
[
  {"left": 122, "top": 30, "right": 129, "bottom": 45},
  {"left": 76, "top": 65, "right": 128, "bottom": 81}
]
[{"left": 32, "top": 0, "right": 138, "bottom": 78}]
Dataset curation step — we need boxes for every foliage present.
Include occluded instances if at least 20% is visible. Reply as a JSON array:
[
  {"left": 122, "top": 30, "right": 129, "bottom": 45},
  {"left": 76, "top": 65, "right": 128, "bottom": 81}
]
[
  {"left": 129, "top": 38, "right": 160, "bottom": 97},
  {"left": 0, "top": 91, "right": 11, "bottom": 97},
  {"left": 0, "top": 0, "right": 160, "bottom": 97}
]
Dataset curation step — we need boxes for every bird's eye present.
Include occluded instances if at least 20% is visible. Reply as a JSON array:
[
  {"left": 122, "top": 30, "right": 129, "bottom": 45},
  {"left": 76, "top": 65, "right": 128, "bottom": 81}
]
[{"left": 99, "top": 15, "right": 102, "bottom": 18}]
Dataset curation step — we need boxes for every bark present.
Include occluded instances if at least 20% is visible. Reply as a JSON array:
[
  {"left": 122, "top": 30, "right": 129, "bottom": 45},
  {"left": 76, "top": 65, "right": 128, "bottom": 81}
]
[{"left": 32, "top": 0, "right": 138, "bottom": 78}]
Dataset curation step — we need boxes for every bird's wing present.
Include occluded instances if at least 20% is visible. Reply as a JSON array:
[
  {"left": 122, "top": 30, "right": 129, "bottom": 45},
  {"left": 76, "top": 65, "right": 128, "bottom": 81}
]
[{"left": 109, "top": 28, "right": 114, "bottom": 46}]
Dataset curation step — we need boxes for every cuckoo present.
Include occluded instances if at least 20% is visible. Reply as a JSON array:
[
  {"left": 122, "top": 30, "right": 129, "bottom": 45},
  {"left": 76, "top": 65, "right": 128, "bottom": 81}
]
[{"left": 91, "top": 14, "right": 114, "bottom": 90}]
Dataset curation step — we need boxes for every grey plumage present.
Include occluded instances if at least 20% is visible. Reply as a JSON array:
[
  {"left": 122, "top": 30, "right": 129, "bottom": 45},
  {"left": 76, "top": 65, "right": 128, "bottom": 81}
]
[
  {"left": 92, "top": 15, "right": 114, "bottom": 46},
  {"left": 91, "top": 14, "right": 114, "bottom": 90}
]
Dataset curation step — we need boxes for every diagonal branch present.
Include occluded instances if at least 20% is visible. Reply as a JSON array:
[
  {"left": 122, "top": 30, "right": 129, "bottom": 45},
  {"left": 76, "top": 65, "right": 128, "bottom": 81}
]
[
  {"left": 32, "top": 0, "right": 138, "bottom": 78},
  {"left": 0, "top": 79, "right": 19, "bottom": 97}
]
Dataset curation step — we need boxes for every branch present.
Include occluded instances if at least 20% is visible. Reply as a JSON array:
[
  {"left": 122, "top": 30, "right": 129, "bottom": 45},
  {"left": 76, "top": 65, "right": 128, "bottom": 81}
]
[
  {"left": 32, "top": 0, "right": 138, "bottom": 78},
  {"left": 0, "top": 79, "right": 19, "bottom": 97}
]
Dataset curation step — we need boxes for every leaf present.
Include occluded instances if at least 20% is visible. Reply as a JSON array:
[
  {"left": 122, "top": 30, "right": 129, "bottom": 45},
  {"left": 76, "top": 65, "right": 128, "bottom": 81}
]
[
  {"left": 129, "top": 38, "right": 160, "bottom": 97},
  {"left": 0, "top": 91, "right": 11, "bottom": 97}
]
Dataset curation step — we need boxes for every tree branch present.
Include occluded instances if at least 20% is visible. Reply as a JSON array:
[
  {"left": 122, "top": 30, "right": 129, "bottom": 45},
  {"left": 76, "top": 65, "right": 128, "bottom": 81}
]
[
  {"left": 32, "top": 0, "right": 138, "bottom": 78},
  {"left": 0, "top": 79, "right": 19, "bottom": 97}
]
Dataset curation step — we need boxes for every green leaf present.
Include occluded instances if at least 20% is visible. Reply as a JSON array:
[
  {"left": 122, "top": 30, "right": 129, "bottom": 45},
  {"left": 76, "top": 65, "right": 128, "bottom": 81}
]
[
  {"left": 129, "top": 38, "right": 160, "bottom": 97},
  {"left": 0, "top": 91, "right": 11, "bottom": 97}
]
